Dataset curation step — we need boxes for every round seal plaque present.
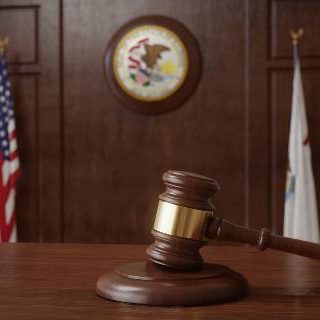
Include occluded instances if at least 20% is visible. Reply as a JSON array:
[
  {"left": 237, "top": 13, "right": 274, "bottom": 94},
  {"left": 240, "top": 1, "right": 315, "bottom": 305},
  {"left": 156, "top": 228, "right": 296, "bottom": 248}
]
[{"left": 105, "top": 15, "right": 201, "bottom": 114}]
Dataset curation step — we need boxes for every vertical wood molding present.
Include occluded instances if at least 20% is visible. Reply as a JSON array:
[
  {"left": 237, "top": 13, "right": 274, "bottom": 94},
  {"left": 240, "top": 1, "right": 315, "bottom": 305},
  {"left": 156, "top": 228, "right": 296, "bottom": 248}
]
[
  {"left": 247, "top": 0, "right": 271, "bottom": 231},
  {"left": 59, "top": 0, "right": 65, "bottom": 242},
  {"left": 244, "top": 0, "right": 250, "bottom": 228}
]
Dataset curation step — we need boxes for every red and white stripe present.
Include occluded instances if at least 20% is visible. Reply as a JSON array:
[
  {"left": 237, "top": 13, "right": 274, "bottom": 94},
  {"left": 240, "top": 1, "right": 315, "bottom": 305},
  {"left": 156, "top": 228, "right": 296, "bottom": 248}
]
[
  {"left": 0, "top": 118, "right": 20, "bottom": 242},
  {"left": 128, "top": 38, "right": 149, "bottom": 69}
]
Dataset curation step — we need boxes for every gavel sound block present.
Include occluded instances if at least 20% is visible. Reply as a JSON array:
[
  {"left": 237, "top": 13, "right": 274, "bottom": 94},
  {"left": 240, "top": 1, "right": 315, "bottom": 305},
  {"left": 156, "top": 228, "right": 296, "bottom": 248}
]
[{"left": 96, "top": 170, "right": 320, "bottom": 306}]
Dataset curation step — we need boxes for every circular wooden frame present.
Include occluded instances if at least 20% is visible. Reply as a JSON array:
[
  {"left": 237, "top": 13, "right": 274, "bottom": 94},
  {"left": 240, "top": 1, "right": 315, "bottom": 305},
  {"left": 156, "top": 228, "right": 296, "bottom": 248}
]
[{"left": 104, "top": 15, "right": 201, "bottom": 115}]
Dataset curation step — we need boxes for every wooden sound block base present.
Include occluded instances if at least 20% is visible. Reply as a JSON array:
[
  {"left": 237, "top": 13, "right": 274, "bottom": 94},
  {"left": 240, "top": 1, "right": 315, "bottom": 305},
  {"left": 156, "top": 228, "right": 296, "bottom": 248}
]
[{"left": 96, "top": 261, "right": 249, "bottom": 306}]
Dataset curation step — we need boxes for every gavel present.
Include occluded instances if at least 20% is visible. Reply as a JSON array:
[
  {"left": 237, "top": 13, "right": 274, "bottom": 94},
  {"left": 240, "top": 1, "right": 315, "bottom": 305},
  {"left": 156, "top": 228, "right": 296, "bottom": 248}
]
[
  {"left": 96, "top": 169, "right": 320, "bottom": 306},
  {"left": 146, "top": 170, "right": 320, "bottom": 271}
]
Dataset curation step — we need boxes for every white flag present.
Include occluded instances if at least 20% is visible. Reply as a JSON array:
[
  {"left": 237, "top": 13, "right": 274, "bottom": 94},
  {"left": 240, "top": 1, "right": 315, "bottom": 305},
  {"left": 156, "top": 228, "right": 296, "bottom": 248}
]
[{"left": 283, "top": 45, "right": 320, "bottom": 243}]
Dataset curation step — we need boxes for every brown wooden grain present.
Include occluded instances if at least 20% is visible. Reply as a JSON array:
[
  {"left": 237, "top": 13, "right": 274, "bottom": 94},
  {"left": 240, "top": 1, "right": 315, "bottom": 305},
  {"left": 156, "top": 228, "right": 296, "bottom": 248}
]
[
  {"left": 1, "top": 243, "right": 320, "bottom": 319},
  {"left": 96, "top": 261, "right": 249, "bottom": 305}
]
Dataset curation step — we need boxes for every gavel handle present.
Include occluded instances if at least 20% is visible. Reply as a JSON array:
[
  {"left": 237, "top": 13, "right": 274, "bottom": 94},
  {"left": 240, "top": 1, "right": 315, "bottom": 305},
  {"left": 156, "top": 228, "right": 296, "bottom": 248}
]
[{"left": 207, "top": 217, "right": 320, "bottom": 259}]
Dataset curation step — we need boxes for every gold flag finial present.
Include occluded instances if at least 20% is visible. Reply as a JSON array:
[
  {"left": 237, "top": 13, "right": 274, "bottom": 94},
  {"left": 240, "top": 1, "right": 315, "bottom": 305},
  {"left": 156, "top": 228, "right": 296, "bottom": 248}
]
[
  {"left": 290, "top": 28, "right": 304, "bottom": 45},
  {"left": 0, "top": 36, "right": 9, "bottom": 55}
]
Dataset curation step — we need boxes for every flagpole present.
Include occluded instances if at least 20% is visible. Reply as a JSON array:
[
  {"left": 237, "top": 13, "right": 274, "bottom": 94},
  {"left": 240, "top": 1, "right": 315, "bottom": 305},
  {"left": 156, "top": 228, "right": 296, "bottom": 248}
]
[
  {"left": 0, "top": 36, "right": 9, "bottom": 56},
  {"left": 290, "top": 28, "right": 304, "bottom": 49},
  {"left": 290, "top": 28, "right": 304, "bottom": 44}
]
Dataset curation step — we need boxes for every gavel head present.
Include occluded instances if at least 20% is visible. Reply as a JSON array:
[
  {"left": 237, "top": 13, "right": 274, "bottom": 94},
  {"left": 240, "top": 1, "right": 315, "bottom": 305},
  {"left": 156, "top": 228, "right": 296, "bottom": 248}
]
[{"left": 146, "top": 170, "right": 220, "bottom": 271}]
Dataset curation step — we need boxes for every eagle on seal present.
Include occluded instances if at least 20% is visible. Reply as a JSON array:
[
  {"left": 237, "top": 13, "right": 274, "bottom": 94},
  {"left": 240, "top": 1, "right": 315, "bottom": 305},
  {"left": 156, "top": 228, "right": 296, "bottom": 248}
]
[{"left": 141, "top": 44, "right": 170, "bottom": 69}]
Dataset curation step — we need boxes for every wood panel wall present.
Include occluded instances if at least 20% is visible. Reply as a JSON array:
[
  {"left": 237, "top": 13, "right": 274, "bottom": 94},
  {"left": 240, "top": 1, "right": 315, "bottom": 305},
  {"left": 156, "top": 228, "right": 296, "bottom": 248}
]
[
  {"left": 0, "top": 0, "right": 62, "bottom": 241},
  {"left": 249, "top": 0, "right": 320, "bottom": 234},
  {"left": 1, "top": 0, "right": 319, "bottom": 243}
]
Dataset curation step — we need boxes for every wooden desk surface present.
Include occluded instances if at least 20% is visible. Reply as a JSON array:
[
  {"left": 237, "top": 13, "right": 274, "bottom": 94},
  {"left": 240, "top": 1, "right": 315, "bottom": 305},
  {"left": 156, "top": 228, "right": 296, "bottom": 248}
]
[{"left": 1, "top": 244, "right": 319, "bottom": 319}]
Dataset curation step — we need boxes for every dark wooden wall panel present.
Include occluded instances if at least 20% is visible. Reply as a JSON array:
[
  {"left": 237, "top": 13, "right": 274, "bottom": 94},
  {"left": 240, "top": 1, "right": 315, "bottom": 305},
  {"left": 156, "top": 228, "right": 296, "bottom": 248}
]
[
  {"left": 0, "top": 0, "right": 61, "bottom": 242},
  {"left": 1, "top": 0, "right": 320, "bottom": 243},
  {"left": 250, "top": 0, "right": 320, "bottom": 234},
  {"left": 270, "top": 0, "right": 320, "bottom": 59},
  {"left": 0, "top": 5, "right": 38, "bottom": 64},
  {"left": 13, "top": 76, "right": 38, "bottom": 240},
  {"left": 63, "top": 0, "right": 246, "bottom": 243},
  {"left": 246, "top": 1, "right": 271, "bottom": 231}
]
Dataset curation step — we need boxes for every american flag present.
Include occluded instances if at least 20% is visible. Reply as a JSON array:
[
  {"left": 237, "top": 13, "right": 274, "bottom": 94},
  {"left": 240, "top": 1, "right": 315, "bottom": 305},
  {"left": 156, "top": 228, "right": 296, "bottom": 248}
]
[{"left": 0, "top": 55, "right": 20, "bottom": 242}]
